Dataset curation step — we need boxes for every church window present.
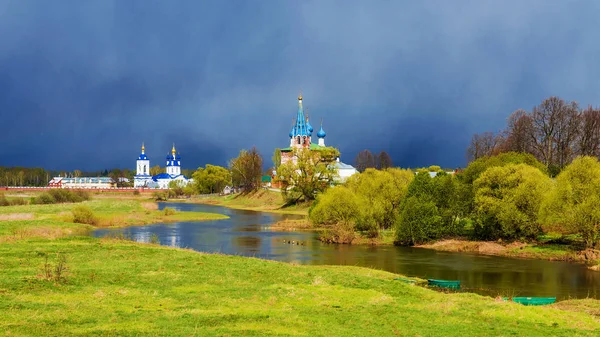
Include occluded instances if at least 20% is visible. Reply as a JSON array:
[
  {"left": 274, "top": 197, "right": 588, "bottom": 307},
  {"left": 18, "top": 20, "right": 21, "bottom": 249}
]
[{"left": 144, "top": 165, "right": 147, "bottom": 174}]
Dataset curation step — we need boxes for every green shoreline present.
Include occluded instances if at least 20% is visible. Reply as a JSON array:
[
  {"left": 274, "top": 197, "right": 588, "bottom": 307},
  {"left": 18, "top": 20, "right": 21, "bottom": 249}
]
[{"left": 164, "top": 194, "right": 600, "bottom": 268}]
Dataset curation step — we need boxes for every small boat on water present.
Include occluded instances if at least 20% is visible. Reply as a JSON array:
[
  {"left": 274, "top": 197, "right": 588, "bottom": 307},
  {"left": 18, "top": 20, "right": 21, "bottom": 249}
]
[
  {"left": 427, "top": 279, "right": 460, "bottom": 290},
  {"left": 509, "top": 297, "right": 556, "bottom": 306}
]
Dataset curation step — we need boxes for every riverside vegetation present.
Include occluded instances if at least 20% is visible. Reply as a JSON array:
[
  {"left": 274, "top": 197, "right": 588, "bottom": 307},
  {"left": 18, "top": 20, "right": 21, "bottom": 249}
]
[{"left": 308, "top": 153, "right": 600, "bottom": 266}]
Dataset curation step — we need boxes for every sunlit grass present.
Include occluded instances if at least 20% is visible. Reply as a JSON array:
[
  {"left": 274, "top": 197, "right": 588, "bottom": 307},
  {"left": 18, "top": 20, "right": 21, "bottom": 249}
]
[{"left": 1, "top": 236, "right": 599, "bottom": 336}]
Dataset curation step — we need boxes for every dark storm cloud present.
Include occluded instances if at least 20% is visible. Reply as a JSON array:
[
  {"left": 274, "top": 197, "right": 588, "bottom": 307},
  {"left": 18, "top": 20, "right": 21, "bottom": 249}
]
[{"left": 1, "top": 0, "right": 600, "bottom": 170}]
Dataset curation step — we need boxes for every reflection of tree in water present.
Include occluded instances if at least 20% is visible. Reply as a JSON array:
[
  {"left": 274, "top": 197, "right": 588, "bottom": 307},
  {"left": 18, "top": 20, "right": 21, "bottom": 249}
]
[{"left": 234, "top": 236, "right": 262, "bottom": 253}]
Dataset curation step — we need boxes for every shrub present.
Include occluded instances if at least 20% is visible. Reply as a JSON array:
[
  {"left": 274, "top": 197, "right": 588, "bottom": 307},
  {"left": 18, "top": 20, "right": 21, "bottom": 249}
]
[
  {"left": 0, "top": 194, "right": 9, "bottom": 206},
  {"left": 310, "top": 186, "right": 360, "bottom": 226},
  {"left": 153, "top": 191, "right": 168, "bottom": 201},
  {"left": 540, "top": 156, "right": 600, "bottom": 248},
  {"left": 32, "top": 193, "right": 56, "bottom": 204},
  {"left": 31, "top": 189, "right": 90, "bottom": 204},
  {"left": 132, "top": 190, "right": 141, "bottom": 196},
  {"left": 9, "top": 197, "right": 28, "bottom": 206},
  {"left": 71, "top": 205, "right": 98, "bottom": 225},
  {"left": 163, "top": 207, "right": 176, "bottom": 216},
  {"left": 473, "top": 163, "right": 550, "bottom": 240},
  {"left": 395, "top": 197, "right": 442, "bottom": 245}
]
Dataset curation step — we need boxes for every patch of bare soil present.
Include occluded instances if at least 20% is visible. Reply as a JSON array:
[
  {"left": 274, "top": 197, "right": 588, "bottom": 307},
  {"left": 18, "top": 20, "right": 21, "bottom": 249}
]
[
  {"left": 270, "top": 219, "right": 312, "bottom": 231},
  {"left": 578, "top": 249, "right": 600, "bottom": 262},
  {"left": 141, "top": 202, "right": 158, "bottom": 210},
  {"left": 418, "top": 239, "right": 508, "bottom": 255},
  {"left": 0, "top": 213, "right": 34, "bottom": 220}
]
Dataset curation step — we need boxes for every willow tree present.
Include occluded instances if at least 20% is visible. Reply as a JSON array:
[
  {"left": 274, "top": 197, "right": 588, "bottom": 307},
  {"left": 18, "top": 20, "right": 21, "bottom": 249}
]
[
  {"left": 276, "top": 147, "right": 340, "bottom": 203},
  {"left": 192, "top": 164, "right": 231, "bottom": 194},
  {"left": 541, "top": 156, "right": 600, "bottom": 248},
  {"left": 473, "top": 163, "right": 551, "bottom": 240}
]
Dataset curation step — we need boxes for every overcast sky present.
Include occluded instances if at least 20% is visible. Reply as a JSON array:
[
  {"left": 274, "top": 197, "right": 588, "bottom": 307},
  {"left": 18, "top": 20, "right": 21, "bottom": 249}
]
[{"left": 1, "top": 0, "right": 600, "bottom": 171}]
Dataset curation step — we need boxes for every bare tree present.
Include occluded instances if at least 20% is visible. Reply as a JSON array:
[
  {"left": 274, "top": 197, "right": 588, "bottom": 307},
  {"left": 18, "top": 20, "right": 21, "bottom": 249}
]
[
  {"left": 530, "top": 97, "right": 581, "bottom": 169},
  {"left": 554, "top": 101, "right": 580, "bottom": 168},
  {"left": 376, "top": 151, "right": 393, "bottom": 169},
  {"left": 229, "top": 146, "right": 263, "bottom": 191},
  {"left": 354, "top": 150, "right": 376, "bottom": 172},
  {"left": 578, "top": 106, "right": 600, "bottom": 157},
  {"left": 466, "top": 132, "right": 500, "bottom": 162},
  {"left": 504, "top": 109, "right": 534, "bottom": 154}
]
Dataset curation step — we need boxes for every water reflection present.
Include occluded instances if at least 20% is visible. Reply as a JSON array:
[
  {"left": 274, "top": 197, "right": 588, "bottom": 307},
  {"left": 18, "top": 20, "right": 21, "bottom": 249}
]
[{"left": 92, "top": 202, "right": 600, "bottom": 299}]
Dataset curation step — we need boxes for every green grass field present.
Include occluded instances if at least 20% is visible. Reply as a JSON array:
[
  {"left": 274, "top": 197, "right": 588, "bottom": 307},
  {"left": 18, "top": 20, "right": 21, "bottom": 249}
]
[
  {"left": 1, "top": 236, "right": 600, "bottom": 336},
  {"left": 1, "top": 198, "right": 600, "bottom": 335},
  {"left": 0, "top": 197, "right": 227, "bottom": 230}
]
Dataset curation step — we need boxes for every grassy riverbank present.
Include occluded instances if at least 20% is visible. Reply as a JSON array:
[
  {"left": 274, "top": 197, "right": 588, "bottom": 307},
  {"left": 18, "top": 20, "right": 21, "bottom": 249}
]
[
  {"left": 2, "top": 235, "right": 600, "bottom": 336},
  {"left": 190, "top": 190, "right": 310, "bottom": 215},
  {"left": 0, "top": 197, "right": 228, "bottom": 236},
  {"left": 418, "top": 238, "right": 600, "bottom": 268}
]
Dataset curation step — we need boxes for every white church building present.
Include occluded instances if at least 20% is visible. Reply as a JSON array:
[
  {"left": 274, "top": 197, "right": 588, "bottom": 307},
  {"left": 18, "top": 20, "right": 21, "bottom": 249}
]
[{"left": 134, "top": 144, "right": 191, "bottom": 189}]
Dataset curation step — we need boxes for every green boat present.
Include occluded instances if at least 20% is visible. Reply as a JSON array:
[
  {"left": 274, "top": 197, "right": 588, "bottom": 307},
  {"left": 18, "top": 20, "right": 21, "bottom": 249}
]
[
  {"left": 511, "top": 297, "right": 556, "bottom": 306},
  {"left": 427, "top": 279, "right": 460, "bottom": 290}
]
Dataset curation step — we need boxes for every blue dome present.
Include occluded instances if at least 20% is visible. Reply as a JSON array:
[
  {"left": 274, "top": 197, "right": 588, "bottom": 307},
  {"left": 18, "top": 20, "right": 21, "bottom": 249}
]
[
  {"left": 307, "top": 120, "right": 314, "bottom": 133},
  {"left": 176, "top": 154, "right": 181, "bottom": 160},
  {"left": 289, "top": 129, "right": 294, "bottom": 138},
  {"left": 138, "top": 154, "right": 148, "bottom": 160},
  {"left": 317, "top": 126, "right": 326, "bottom": 138}
]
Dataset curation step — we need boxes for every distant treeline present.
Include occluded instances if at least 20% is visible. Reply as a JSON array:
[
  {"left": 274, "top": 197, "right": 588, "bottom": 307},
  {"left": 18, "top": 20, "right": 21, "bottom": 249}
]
[
  {"left": 468, "top": 96, "right": 600, "bottom": 175},
  {"left": 0, "top": 166, "right": 195, "bottom": 187}
]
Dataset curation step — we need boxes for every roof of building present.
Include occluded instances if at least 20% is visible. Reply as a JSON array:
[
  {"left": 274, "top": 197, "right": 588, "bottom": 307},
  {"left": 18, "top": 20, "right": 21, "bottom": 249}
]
[
  {"left": 334, "top": 161, "right": 357, "bottom": 170},
  {"left": 290, "top": 96, "right": 311, "bottom": 138},
  {"left": 152, "top": 173, "right": 188, "bottom": 181},
  {"left": 261, "top": 175, "right": 272, "bottom": 182},
  {"left": 138, "top": 154, "right": 148, "bottom": 160},
  {"left": 317, "top": 125, "right": 326, "bottom": 138},
  {"left": 281, "top": 143, "right": 324, "bottom": 152}
]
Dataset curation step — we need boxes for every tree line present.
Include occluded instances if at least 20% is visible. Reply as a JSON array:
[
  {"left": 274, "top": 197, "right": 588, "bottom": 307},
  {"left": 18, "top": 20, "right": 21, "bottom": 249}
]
[
  {"left": 468, "top": 96, "right": 600, "bottom": 175},
  {"left": 310, "top": 152, "right": 600, "bottom": 249},
  {"left": 354, "top": 150, "right": 393, "bottom": 172}
]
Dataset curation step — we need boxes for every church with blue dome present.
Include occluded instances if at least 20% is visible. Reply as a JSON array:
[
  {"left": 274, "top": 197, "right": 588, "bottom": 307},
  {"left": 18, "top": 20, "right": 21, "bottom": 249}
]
[
  {"left": 279, "top": 94, "right": 357, "bottom": 181},
  {"left": 133, "top": 144, "right": 191, "bottom": 189}
]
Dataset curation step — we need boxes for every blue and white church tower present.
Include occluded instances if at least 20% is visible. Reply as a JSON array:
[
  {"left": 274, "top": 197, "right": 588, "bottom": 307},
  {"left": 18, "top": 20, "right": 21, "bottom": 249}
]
[
  {"left": 133, "top": 143, "right": 191, "bottom": 189},
  {"left": 166, "top": 144, "right": 181, "bottom": 176},
  {"left": 134, "top": 143, "right": 153, "bottom": 187}
]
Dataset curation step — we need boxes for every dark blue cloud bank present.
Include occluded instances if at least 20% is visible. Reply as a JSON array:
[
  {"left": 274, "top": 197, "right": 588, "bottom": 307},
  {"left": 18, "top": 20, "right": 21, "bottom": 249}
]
[{"left": 1, "top": 0, "right": 600, "bottom": 171}]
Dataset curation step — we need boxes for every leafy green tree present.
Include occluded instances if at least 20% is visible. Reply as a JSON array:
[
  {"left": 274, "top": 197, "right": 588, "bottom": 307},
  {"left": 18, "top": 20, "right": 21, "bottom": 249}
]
[
  {"left": 395, "top": 171, "right": 464, "bottom": 245},
  {"left": 309, "top": 186, "right": 361, "bottom": 227},
  {"left": 192, "top": 164, "right": 231, "bottom": 194},
  {"left": 276, "top": 147, "right": 340, "bottom": 203},
  {"left": 395, "top": 197, "right": 442, "bottom": 245},
  {"left": 473, "top": 163, "right": 550, "bottom": 240},
  {"left": 309, "top": 186, "right": 361, "bottom": 244},
  {"left": 150, "top": 165, "right": 162, "bottom": 176},
  {"left": 272, "top": 148, "right": 282, "bottom": 170},
  {"left": 168, "top": 180, "right": 186, "bottom": 197},
  {"left": 460, "top": 152, "right": 547, "bottom": 185},
  {"left": 540, "top": 156, "right": 600, "bottom": 248},
  {"left": 345, "top": 168, "right": 414, "bottom": 232}
]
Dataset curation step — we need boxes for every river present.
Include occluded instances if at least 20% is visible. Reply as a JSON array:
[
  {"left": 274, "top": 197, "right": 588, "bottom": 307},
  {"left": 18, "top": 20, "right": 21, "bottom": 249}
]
[{"left": 92, "top": 202, "right": 600, "bottom": 300}]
